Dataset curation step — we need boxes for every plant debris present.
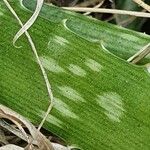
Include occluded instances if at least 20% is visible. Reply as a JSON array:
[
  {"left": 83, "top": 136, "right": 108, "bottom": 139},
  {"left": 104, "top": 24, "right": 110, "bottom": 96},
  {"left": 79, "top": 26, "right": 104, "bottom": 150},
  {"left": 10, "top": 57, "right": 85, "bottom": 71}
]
[{"left": 0, "top": 105, "right": 54, "bottom": 150}]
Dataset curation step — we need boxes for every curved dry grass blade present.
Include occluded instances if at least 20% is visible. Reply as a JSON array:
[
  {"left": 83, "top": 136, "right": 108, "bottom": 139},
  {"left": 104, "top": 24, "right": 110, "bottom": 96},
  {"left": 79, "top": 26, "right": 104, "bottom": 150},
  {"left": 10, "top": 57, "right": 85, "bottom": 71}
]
[
  {"left": 0, "top": 144, "right": 24, "bottom": 150},
  {"left": 0, "top": 105, "right": 54, "bottom": 150},
  {"left": 84, "top": 0, "right": 104, "bottom": 16},
  {"left": 3, "top": 0, "right": 54, "bottom": 131},
  {"left": 1, "top": 1, "right": 150, "bottom": 149},
  {"left": 127, "top": 43, "right": 150, "bottom": 64},
  {"left": 0, "top": 119, "right": 34, "bottom": 144},
  {"left": 52, "top": 143, "right": 71, "bottom": 150},
  {"left": 13, "top": 0, "right": 44, "bottom": 45},
  {"left": 0, "top": 128, "right": 8, "bottom": 145}
]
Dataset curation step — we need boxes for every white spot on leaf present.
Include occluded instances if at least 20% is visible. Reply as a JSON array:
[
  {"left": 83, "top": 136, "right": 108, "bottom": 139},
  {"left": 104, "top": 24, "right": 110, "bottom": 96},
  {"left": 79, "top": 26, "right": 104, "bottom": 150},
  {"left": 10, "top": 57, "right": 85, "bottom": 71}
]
[
  {"left": 68, "top": 64, "right": 86, "bottom": 77},
  {"left": 38, "top": 110, "right": 62, "bottom": 128},
  {"left": 40, "top": 56, "right": 65, "bottom": 73},
  {"left": 54, "top": 97, "right": 79, "bottom": 119},
  {"left": 85, "top": 58, "right": 102, "bottom": 72},
  {"left": 54, "top": 35, "right": 69, "bottom": 46},
  {"left": 58, "top": 86, "right": 85, "bottom": 102},
  {"left": 96, "top": 92, "right": 125, "bottom": 122},
  {"left": 0, "top": 12, "right": 3, "bottom": 16}
]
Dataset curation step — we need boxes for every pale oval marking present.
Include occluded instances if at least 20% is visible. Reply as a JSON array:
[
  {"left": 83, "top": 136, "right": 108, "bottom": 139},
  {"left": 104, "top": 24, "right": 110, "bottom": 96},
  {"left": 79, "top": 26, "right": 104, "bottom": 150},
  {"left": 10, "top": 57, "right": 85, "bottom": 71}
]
[
  {"left": 54, "top": 97, "right": 79, "bottom": 119},
  {"left": 40, "top": 56, "right": 65, "bottom": 73},
  {"left": 54, "top": 35, "right": 69, "bottom": 46},
  {"left": 85, "top": 58, "right": 102, "bottom": 72},
  {"left": 68, "top": 64, "right": 86, "bottom": 77},
  {"left": 96, "top": 92, "right": 125, "bottom": 122},
  {"left": 0, "top": 12, "right": 3, "bottom": 16},
  {"left": 58, "top": 86, "right": 85, "bottom": 102},
  {"left": 38, "top": 110, "right": 63, "bottom": 128}
]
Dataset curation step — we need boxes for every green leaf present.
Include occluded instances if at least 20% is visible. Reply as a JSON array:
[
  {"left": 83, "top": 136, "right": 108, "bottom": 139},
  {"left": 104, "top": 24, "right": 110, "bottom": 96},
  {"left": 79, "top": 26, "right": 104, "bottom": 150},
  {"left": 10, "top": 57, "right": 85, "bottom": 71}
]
[
  {"left": 0, "top": 0, "right": 150, "bottom": 150},
  {"left": 23, "top": 0, "right": 150, "bottom": 64}
]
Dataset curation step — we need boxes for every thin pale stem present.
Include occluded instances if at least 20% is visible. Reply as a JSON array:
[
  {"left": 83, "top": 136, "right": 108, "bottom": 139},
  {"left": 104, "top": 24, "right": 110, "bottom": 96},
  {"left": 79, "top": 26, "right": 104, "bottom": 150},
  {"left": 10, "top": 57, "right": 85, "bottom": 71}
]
[
  {"left": 132, "top": 0, "right": 150, "bottom": 12},
  {"left": 62, "top": 7, "right": 150, "bottom": 18},
  {"left": 127, "top": 43, "right": 150, "bottom": 64},
  {"left": 3, "top": 0, "right": 54, "bottom": 131},
  {"left": 84, "top": 0, "right": 104, "bottom": 15},
  {"left": 13, "top": 0, "right": 44, "bottom": 44}
]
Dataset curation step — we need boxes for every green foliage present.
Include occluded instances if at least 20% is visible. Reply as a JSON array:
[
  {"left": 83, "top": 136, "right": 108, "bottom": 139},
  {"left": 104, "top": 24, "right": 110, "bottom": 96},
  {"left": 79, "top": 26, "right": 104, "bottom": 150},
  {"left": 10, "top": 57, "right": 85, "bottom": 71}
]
[
  {"left": 0, "top": 0, "right": 150, "bottom": 149},
  {"left": 23, "top": 0, "right": 150, "bottom": 64}
]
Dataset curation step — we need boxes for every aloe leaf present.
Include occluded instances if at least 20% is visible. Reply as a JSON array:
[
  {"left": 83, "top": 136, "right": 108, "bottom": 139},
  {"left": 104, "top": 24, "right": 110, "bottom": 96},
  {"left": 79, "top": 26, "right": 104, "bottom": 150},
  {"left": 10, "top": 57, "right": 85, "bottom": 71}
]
[
  {"left": 0, "top": 1, "right": 150, "bottom": 150},
  {"left": 22, "top": 0, "right": 150, "bottom": 64}
]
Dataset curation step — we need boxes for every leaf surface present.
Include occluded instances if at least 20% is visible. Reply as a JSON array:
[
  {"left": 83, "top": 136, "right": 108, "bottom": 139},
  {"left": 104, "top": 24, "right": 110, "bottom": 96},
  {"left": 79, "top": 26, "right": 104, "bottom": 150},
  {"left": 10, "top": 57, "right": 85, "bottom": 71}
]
[{"left": 0, "top": 1, "right": 150, "bottom": 150}]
